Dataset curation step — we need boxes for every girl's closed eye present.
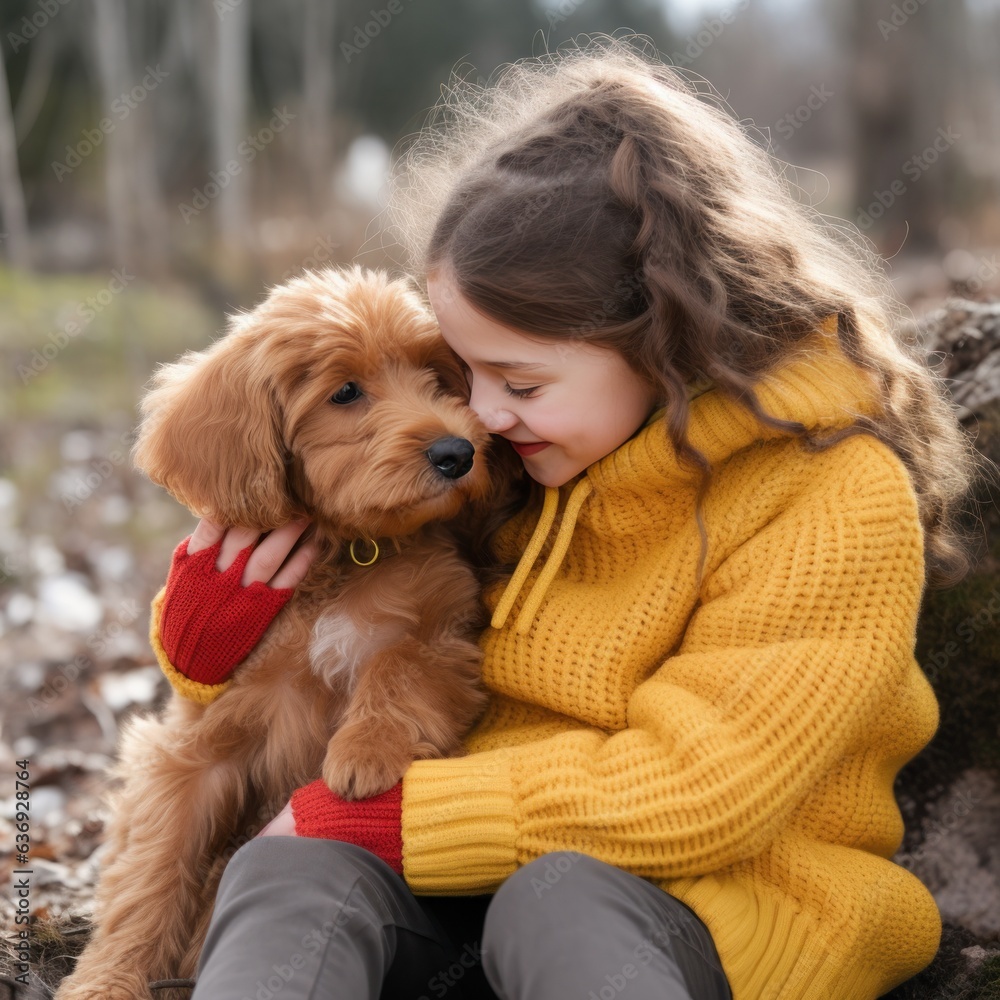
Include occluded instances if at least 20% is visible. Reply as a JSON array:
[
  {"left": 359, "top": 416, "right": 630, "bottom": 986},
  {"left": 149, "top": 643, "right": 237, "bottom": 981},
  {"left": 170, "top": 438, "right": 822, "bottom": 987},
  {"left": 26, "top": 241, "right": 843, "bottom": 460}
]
[
  {"left": 457, "top": 358, "right": 540, "bottom": 399},
  {"left": 504, "top": 383, "right": 540, "bottom": 398}
]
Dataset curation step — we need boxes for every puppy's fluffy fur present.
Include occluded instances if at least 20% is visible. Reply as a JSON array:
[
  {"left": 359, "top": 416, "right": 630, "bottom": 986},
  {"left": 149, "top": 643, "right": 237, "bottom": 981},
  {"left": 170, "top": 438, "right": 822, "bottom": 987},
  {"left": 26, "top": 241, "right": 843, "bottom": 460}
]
[{"left": 57, "top": 266, "right": 512, "bottom": 1000}]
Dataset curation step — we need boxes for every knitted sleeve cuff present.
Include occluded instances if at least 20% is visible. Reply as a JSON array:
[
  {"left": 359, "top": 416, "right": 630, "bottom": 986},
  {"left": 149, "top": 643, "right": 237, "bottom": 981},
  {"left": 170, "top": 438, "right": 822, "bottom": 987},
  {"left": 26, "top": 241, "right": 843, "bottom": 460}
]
[
  {"left": 150, "top": 587, "right": 232, "bottom": 706},
  {"left": 401, "top": 751, "right": 518, "bottom": 894}
]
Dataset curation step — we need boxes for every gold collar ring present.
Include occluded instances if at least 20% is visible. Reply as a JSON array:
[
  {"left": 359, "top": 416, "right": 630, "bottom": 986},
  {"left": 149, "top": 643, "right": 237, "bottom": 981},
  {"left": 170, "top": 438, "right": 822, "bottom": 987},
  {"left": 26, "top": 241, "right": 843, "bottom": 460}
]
[{"left": 349, "top": 538, "right": 380, "bottom": 566}]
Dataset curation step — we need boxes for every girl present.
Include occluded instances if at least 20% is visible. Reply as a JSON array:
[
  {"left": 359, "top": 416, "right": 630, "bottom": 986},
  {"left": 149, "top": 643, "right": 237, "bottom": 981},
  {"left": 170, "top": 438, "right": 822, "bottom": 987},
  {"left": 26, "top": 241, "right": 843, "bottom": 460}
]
[{"left": 151, "top": 35, "right": 981, "bottom": 1000}]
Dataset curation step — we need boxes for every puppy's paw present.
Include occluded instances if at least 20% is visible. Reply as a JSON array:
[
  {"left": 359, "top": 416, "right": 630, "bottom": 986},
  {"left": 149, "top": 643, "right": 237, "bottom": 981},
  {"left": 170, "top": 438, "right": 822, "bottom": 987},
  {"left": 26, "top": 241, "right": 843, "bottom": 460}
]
[{"left": 322, "top": 730, "right": 411, "bottom": 801}]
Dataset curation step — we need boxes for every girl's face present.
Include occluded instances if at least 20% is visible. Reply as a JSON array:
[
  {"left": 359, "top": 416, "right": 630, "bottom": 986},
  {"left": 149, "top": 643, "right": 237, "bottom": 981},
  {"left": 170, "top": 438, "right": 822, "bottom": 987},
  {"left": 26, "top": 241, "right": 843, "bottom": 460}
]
[{"left": 426, "top": 270, "right": 660, "bottom": 488}]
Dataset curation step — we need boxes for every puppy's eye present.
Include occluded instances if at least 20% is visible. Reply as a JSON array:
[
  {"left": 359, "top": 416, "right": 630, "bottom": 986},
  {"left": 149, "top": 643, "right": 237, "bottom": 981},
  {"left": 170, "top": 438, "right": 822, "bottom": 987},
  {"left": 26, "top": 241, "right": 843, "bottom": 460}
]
[{"left": 330, "top": 382, "right": 363, "bottom": 405}]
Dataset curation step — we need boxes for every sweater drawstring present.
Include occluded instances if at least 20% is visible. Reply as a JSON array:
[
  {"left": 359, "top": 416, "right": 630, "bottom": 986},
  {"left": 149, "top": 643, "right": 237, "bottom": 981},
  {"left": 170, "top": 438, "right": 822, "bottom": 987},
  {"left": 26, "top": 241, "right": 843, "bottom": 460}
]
[
  {"left": 490, "top": 477, "right": 594, "bottom": 636},
  {"left": 489, "top": 486, "right": 558, "bottom": 632}
]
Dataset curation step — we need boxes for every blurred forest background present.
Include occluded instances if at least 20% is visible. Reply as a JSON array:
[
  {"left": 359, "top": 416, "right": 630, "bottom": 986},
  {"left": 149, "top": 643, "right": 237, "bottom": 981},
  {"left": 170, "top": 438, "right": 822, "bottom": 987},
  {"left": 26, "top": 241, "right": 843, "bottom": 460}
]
[{"left": 1, "top": 0, "right": 1000, "bottom": 997}]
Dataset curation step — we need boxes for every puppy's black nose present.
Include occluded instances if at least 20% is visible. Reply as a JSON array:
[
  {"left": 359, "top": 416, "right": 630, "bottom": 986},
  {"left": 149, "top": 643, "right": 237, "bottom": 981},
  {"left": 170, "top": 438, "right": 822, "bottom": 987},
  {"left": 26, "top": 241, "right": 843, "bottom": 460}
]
[{"left": 426, "top": 437, "right": 475, "bottom": 480}]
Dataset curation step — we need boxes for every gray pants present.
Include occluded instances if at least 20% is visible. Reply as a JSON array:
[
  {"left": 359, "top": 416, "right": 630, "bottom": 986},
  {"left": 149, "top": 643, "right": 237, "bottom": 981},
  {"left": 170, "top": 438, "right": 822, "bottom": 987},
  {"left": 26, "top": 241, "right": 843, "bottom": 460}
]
[{"left": 190, "top": 836, "right": 733, "bottom": 1000}]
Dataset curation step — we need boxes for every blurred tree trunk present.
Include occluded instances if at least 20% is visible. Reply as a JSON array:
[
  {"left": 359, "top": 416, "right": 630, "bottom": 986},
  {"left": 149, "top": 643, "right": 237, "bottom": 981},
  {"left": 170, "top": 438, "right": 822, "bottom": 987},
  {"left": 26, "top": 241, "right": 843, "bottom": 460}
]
[
  {"left": 91, "top": 0, "right": 132, "bottom": 266},
  {"left": 185, "top": 0, "right": 216, "bottom": 124},
  {"left": 302, "top": 0, "right": 336, "bottom": 210},
  {"left": 12, "top": 26, "right": 56, "bottom": 146},
  {"left": 153, "top": 1, "right": 198, "bottom": 189},
  {"left": 213, "top": 0, "right": 250, "bottom": 249},
  {"left": 0, "top": 41, "right": 31, "bottom": 269},
  {"left": 841, "top": 0, "right": 970, "bottom": 252},
  {"left": 91, "top": 0, "right": 167, "bottom": 273},
  {"left": 126, "top": 3, "right": 169, "bottom": 275}
]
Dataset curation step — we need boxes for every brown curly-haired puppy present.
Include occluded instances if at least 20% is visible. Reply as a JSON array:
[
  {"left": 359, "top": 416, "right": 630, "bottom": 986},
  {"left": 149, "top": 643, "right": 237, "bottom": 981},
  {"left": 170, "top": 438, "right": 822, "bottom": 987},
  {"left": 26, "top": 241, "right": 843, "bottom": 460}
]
[{"left": 57, "top": 266, "right": 510, "bottom": 1000}]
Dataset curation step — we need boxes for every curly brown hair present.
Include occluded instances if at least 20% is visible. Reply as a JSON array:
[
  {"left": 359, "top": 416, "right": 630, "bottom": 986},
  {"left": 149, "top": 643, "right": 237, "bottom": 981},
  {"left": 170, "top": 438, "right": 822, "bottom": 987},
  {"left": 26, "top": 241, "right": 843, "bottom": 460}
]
[{"left": 380, "top": 32, "right": 988, "bottom": 590}]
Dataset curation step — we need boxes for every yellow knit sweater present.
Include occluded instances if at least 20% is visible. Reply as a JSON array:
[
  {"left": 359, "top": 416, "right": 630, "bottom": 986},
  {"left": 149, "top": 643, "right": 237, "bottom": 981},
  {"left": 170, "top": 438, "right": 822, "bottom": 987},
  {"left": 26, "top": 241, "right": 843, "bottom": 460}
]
[{"left": 151, "top": 316, "right": 941, "bottom": 1000}]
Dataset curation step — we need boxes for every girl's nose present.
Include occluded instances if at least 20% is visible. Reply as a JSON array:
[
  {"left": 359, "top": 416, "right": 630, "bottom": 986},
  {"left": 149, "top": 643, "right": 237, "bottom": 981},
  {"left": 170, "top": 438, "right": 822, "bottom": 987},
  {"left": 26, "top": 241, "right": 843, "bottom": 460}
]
[
  {"left": 474, "top": 404, "right": 518, "bottom": 433},
  {"left": 469, "top": 383, "right": 518, "bottom": 432}
]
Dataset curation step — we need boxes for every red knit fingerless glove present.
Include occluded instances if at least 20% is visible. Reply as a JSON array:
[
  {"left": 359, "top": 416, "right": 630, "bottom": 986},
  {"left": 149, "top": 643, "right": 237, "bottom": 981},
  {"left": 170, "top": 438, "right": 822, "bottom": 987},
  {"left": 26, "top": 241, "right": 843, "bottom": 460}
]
[
  {"left": 290, "top": 779, "right": 404, "bottom": 875},
  {"left": 159, "top": 535, "right": 294, "bottom": 686}
]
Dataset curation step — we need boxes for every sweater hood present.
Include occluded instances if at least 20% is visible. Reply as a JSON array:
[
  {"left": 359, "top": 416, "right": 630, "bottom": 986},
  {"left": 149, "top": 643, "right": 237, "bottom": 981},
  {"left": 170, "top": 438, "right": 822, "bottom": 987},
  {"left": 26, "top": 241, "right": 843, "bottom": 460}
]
[{"left": 490, "top": 314, "right": 884, "bottom": 635}]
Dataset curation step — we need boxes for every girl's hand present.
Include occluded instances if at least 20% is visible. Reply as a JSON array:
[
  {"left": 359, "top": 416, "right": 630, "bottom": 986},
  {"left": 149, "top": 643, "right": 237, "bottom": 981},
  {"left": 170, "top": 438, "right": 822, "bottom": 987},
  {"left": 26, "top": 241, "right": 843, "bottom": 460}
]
[
  {"left": 258, "top": 800, "right": 297, "bottom": 836},
  {"left": 185, "top": 516, "right": 317, "bottom": 589},
  {"left": 257, "top": 779, "right": 404, "bottom": 875},
  {"left": 159, "top": 517, "right": 318, "bottom": 687}
]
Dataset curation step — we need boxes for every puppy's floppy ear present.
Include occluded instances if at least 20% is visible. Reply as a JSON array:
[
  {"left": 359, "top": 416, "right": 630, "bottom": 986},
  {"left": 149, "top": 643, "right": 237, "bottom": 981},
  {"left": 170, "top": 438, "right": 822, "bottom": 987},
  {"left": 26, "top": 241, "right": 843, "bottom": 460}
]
[{"left": 131, "top": 335, "right": 300, "bottom": 528}]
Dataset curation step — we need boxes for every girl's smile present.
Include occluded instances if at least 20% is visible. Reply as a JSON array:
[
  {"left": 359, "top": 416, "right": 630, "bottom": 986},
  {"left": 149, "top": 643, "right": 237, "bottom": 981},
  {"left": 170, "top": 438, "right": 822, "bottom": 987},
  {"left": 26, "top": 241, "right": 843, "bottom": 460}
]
[
  {"left": 509, "top": 440, "right": 551, "bottom": 457},
  {"left": 426, "top": 269, "right": 660, "bottom": 487}
]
